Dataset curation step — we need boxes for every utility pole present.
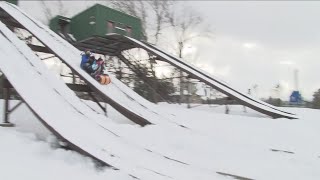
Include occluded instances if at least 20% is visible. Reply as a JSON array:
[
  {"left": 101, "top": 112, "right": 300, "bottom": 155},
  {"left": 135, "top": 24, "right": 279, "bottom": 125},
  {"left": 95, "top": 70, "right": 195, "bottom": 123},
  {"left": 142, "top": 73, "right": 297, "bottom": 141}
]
[
  {"left": 179, "top": 41, "right": 184, "bottom": 104},
  {"left": 294, "top": 69, "right": 299, "bottom": 91},
  {"left": 187, "top": 76, "right": 191, "bottom": 108}
]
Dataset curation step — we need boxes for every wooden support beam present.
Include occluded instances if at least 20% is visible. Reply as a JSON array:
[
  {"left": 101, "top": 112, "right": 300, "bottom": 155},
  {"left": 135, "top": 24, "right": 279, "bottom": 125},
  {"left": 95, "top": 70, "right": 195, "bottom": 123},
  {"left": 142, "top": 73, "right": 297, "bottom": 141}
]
[
  {"left": 74, "top": 43, "right": 118, "bottom": 55},
  {"left": 41, "top": 55, "right": 56, "bottom": 61},
  {"left": 88, "top": 91, "right": 106, "bottom": 113},
  {"left": 27, "top": 44, "right": 53, "bottom": 54},
  {"left": 3, "top": 78, "right": 12, "bottom": 88},
  {"left": 0, "top": 11, "right": 9, "bottom": 18},
  {"left": 1, "top": 78, "right": 14, "bottom": 127},
  {"left": 66, "top": 83, "right": 92, "bottom": 92},
  {"left": 77, "top": 44, "right": 118, "bottom": 53},
  {"left": 75, "top": 36, "right": 134, "bottom": 55},
  {"left": 3, "top": 86, "right": 9, "bottom": 123},
  {"left": 79, "top": 40, "right": 119, "bottom": 51},
  {"left": 9, "top": 101, "right": 23, "bottom": 113},
  {"left": 216, "top": 172, "right": 254, "bottom": 180},
  {"left": 0, "top": 19, "right": 24, "bottom": 28},
  {"left": 78, "top": 41, "right": 118, "bottom": 52},
  {"left": 95, "top": 36, "right": 130, "bottom": 45}
]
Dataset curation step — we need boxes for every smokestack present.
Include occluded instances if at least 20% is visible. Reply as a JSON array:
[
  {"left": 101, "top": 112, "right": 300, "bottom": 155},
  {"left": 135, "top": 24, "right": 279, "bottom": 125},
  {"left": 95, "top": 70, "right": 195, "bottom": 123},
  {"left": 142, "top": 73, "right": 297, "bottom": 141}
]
[{"left": 294, "top": 69, "right": 299, "bottom": 91}]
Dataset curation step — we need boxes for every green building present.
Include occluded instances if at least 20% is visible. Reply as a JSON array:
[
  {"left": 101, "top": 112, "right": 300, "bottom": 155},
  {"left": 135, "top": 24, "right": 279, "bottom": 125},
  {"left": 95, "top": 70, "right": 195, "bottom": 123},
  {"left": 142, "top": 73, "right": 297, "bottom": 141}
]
[
  {"left": 49, "top": 15, "right": 73, "bottom": 42},
  {"left": 49, "top": 4, "right": 143, "bottom": 41},
  {"left": 5, "top": 0, "right": 18, "bottom": 5}
]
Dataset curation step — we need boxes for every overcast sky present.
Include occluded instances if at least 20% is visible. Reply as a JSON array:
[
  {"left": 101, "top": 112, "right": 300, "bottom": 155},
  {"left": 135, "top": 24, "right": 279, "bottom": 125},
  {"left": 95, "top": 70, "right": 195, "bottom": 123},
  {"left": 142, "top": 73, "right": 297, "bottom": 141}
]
[{"left": 18, "top": 1, "right": 320, "bottom": 101}]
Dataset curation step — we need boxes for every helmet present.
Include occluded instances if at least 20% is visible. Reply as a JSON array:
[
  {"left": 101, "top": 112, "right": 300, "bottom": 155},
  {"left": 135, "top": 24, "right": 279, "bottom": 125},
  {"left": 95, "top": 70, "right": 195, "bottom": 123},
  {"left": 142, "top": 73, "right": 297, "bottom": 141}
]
[{"left": 85, "top": 50, "right": 91, "bottom": 56}]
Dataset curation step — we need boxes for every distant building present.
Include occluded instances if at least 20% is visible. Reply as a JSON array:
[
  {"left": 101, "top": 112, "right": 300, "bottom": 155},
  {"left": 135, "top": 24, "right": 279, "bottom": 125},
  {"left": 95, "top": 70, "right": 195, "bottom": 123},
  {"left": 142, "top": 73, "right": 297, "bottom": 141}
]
[
  {"left": 49, "top": 4, "right": 143, "bottom": 42},
  {"left": 289, "top": 69, "right": 304, "bottom": 106},
  {"left": 289, "top": 90, "right": 303, "bottom": 105}
]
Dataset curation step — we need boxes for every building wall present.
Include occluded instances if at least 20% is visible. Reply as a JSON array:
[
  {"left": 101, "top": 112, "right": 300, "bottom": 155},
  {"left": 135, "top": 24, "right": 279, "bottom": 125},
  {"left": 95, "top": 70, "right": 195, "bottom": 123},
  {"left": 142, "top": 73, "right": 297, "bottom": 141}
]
[
  {"left": 49, "top": 4, "right": 143, "bottom": 41},
  {"left": 49, "top": 16, "right": 70, "bottom": 34},
  {"left": 70, "top": 4, "right": 142, "bottom": 41},
  {"left": 94, "top": 4, "right": 142, "bottom": 40},
  {"left": 5, "top": 0, "right": 18, "bottom": 5},
  {"left": 49, "top": 16, "right": 60, "bottom": 33},
  {"left": 70, "top": 5, "right": 98, "bottom": 41}
]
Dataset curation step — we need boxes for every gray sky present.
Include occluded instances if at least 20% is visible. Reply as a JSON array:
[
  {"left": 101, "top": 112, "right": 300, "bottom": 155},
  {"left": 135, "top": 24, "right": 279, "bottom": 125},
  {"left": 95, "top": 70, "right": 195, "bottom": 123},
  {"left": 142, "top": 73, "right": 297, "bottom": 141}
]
[
  {"left": 184, "top": 1, "right": 320, "bottom": 101},
  {"left": 18, "top": 1, "right": 320, "bottom": 101}
]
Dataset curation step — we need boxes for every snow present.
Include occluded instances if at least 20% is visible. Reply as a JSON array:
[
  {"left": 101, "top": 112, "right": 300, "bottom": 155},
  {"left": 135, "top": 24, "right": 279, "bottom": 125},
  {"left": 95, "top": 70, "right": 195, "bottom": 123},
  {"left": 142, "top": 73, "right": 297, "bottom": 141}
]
[
  {"left": 1, "top": 100, "right": 320, "bottom": 180},
  {"left": 0, "top": 1, "right": 319, "bottom": 180},
  {"left": 1, "top": 27, "right": 320, "bottom": 179},
  {"left": 68, "top": 33, "right": 76, "bottom": 41},
  {"left": 0, "top": 128, "right": 133, "bottom": 180},
  {"left": 0, "top": 19, "right": 219, "bottom": 180}
]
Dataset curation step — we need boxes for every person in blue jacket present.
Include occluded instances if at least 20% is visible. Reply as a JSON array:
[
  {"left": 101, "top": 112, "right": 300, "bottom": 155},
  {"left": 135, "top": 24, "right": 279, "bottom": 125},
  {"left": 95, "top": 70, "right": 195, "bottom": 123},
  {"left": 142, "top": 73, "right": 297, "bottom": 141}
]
[{"left": 80, "top": 50, "right": 96, "bottom": 73}]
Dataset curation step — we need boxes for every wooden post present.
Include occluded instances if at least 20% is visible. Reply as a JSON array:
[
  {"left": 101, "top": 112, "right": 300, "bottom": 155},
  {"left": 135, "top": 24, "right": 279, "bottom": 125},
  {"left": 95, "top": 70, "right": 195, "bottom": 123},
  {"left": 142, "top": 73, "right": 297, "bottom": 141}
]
[
  {"left": 88, "top": 91, "right": 106, "bottom": 114},
  {"left": 104, "top": 103, "right": 108, "bottom": 117},
  {"left": 225, "top": 105, "right": 230, "bottom": 114},
  {"left": 179, "top": 41, "right": 184, "bottom": 105},
  {"left": 187, "top": 77, "right": 191, "bottom": 109},
  {"left": 3, "top": 87, "right": 9, "bottom": 123},
  {"left": 1, "top": 78, "right": 14, "bottom": 127},
  {"left": 72, "top": 72, "right": 76, "bottom": 84}
]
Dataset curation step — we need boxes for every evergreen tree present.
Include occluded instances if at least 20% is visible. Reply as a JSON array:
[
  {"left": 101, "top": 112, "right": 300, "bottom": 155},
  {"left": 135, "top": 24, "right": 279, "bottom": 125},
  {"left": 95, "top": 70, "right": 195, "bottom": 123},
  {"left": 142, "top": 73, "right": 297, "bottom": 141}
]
[
  {"left": 133, "top": 76, "right": 175, "bottom": 103},
  {"left": 312, "top": 89, "right": 320, "bottom": 109}
]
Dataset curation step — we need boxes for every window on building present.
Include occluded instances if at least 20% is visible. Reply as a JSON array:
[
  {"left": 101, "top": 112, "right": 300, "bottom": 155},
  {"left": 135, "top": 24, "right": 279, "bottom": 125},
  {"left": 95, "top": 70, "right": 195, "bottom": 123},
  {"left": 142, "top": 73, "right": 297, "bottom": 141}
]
[
  {"left": 89, "top": 16, "right": 96, "bottom": 25},
  {"left": 126, "top": 26, "right": 132, "bottom": 37},
  {"left": 107, "top": 21, "right": 115, "bottom": 33}
]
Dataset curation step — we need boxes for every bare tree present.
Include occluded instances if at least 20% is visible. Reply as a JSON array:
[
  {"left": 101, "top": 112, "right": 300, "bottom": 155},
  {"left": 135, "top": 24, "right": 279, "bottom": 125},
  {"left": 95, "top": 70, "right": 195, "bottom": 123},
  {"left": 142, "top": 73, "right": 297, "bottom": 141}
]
[
  {"left": 110, "top": 0, "right": 174, "bottom": 44},
  {"left": 57, "top": 0, "right": 68, "bottom": 16},
  {"left": 40, "top": 0, "right": 68, "bottom": 24},
  {"left": 110, "top": 1, "right": 148, "bottom": 40},
  {"left": 40, "top": 0, "right": 53, "bottom": 24},
  {"left": 110, "top": 1, "right": 214, "bottom": 105},
  {"left": 146, "top": 0, "right": 173, "bottom": 44},
  {"left": 166, "top": 5, "right": 212, "bottom": 59},
  {"left": 165, "top": 5, "right": 213, "bottom": 104}
]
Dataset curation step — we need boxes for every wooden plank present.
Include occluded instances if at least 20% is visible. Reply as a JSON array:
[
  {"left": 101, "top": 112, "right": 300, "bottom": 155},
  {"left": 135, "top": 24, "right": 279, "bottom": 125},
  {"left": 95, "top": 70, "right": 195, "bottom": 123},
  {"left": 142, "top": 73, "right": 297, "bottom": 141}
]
[
  {"left": 216, "top": 172, "right": 255, "bottom": 180},
  {"left": 74, "top": 43, "right": 118, "bottom": 56},
  {"left": 3, "top": 86, "right": 9, "bottom": 123},
  {"left": 270, "top": 149, "right": 294, "bottom": 154}
]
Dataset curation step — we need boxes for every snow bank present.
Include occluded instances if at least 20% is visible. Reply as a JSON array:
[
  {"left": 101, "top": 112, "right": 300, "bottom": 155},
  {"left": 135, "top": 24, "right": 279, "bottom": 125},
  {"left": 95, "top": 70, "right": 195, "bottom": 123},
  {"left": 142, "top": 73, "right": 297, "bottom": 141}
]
[
  {"left": 0, "top": 128, "right": 133, "bottom": 180},
  {"left": 2, "top": 99, "right": 320, "bottom": 180}
]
